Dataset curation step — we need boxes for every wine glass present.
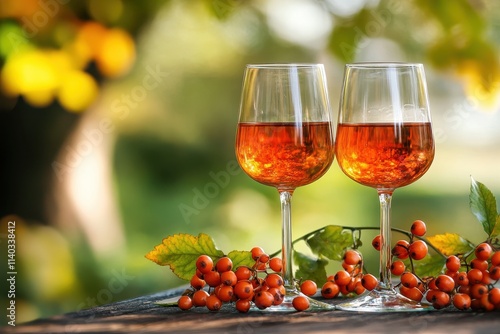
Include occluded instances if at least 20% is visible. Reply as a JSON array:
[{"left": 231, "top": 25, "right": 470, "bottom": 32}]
[
  {"left": 335, "top": 63, "right": 435, "bottom": 312},
  {"left": 235, "top": 64, "right": 335, "bottom": 311}
]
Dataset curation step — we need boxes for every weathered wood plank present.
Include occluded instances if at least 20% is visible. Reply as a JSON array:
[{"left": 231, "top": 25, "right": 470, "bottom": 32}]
[{"left": 3, "top": 288, "right": 500, "bottom": 334}]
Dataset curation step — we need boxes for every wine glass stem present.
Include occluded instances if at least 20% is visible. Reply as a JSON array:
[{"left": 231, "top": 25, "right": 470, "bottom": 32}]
[
  {"left": 280, "top": 191, "right": 296, "bottom": 291},
  {"left": 378, "top": 191, "right": 394, "bottom": 290}
]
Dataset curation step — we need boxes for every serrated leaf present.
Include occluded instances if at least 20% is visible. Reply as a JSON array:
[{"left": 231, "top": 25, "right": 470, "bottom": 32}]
[
  {"left": 145, "top": 233, "right": 224, "bottom": 280},
  {"left": 470, "top": 177, "right": 499, "bottom": 236},
  {"left": 293, "top": 251, "right": 328, "bottom": 286},
  {"left": 427, "top": 233, "right": 474, "bottom": 256},
  {"left": 227, "top": 250, "right": 254, "bottom": 269},
  {"left": 404, "top": 254, "right": 446, "bottom": 278},
  {"left": 306, "top": 225, "right": 353, "bottom": 261}
]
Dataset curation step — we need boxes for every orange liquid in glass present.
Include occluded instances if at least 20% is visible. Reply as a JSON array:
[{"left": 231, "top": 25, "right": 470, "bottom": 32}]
[
  {"left": 335, "top": 123, "right": 434, "bottom": 190},
  {"left": 236, "top": 122, "right": 334, "bottom": 191}
]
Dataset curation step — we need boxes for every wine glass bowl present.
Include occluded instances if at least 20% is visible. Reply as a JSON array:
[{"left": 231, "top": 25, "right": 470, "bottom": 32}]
[
  {"left": 235, "top": 64, "right": 335, "bottom": 311},
  {"left": 335, "top": 63, "right": 435, "bottom": 312}
]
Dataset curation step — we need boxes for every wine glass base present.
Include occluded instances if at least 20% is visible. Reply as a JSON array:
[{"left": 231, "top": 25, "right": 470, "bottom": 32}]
[
  {"left": 250, "top": 289, "right": 335, "bottom": 312},
  {"left": 336, "top": 288, "right": 434, "bottom": 313}
]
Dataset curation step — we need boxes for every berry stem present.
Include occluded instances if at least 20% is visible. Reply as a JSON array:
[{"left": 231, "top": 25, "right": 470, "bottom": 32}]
[{"left": 269, "top": 225, "right": 446, "bottom": 260}]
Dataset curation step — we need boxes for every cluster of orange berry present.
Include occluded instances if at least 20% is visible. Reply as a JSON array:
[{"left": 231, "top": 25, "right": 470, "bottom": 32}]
[
  {"left": 177, "top": 247, "right": 316, "bottom": 312},
  {"left": 319, "top": 249, "right": 378, "bottom": 300},
  {"left": 376, "top": 220, "right": 500, "bottom": 311}
]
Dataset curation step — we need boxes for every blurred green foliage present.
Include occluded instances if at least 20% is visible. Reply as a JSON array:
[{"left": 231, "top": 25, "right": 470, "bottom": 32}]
[{"left": 1, "top": 0, "right": 500, "bottom": 325}]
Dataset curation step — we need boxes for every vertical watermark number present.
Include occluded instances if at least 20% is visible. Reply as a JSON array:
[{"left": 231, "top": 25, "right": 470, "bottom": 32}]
[{"left": 6, "top": 220, "right": 17, "bottom": 326}]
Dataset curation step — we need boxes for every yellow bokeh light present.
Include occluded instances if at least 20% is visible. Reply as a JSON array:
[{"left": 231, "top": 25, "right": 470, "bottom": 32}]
[
  {"left": 1, "top": 49, "right": 59, "bottom": 96},
  {"left": 96, "top": 28, "right": 136, "bottom": 78},
  {"left": 57, "top": 70, "right": 99, "bottom": 112}
]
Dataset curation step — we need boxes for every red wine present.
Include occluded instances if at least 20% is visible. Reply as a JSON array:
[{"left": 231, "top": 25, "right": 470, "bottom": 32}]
[
  {"left": 236, "top": 122, "right": 334, "bottom": 191},
  {"left": 335, "top": 123, "right": 434, "bottom": 190}
]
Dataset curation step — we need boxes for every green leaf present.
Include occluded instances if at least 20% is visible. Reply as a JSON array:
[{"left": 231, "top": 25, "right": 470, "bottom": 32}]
[
  {"left": 427, "top": 233, "right": 474, "bottom": 256},
  {"left": 470, "top": 177, "right": 499, "bottom": 236},
  {"left": 293, "top": 251, "right": 328, "bottom": 286},
  {"left": 404, "top": 254, "right": 445, "bottom": 278},
  {"left": 145, "top": 233, "right": 224, "bottom": 280},
  {"left": 491, "top": 215, "right": 500, "bottom": 239},
  {"left": 306, "top": 225, "right": 353, "bottom": 261},
  {"left": 227, "top": 250, "right": 254, "bottom": 269}
]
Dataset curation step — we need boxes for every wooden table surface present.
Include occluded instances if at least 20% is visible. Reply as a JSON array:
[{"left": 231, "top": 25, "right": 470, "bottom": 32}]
[{"left": 4, "top": 287, "right": 500, "bottom": 334}]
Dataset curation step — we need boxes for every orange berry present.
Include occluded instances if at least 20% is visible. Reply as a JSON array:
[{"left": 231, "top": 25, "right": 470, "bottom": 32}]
[
  {"left": 192, "top": 289, "right": 209, "bottom": 307},
  {"left": 177, "top": 295, "right": 193, "bottom": 310},
  {"left": 268, "top": 287, "right": 284, "bottom": 306},
  {"left": 410, "top": 220, "right": 427, "bottom": 237},
  {"left": 292, "top": 296, "right": 310, "bottom": 311},
  {"left": 343, "top": 250, "right": 362, "bottom": 266},
  {"left": 431, "top": 290, "right": 451, "bottom": 309},
  {"left": 467, "top": 268, "right": 483, "bottom": 284},
  {"left": 455, "top": 272, "right": 469, "bottom": 286},
  {"left": 470, "top": 284, "right": 488, "bottom": 299},
  {"left": 488, "top": 287, "right": 500, "bottom": 305},
  {"left": 470, "top": 258, "right": 488, "bottom": 271},
  {"left": 334, "top": 270, "right": 352, "bottom": 286},
  {"left": 203, "top": 270, "right": 221, "bottom": 287},
  {"left": 235, "top": 266, "right": 253, "bottom": 281},
  {"left": 452, "top": 293, "right": 471, "bottom": 310},
  {"left": 491, "top": 251, "right": 500, "bottom": 266},
  {"left": 265, "top": 273, "right": 283, "bottom": 288},
  {"left": 215, "top": 257, "right": 233, "bottom": 273},
  {"left": 221, "top": 270, "right": 237, "bottom": 286},
  {"left": 254, "top": 291, "right": 274, "bottom": 309},
  {"left": 196, "top": 255, "right": 214, "bottom": 274},
  {"left": 408, "top": 240, "right": 428, "bottom": 260},
  {"left": 475, "top": 242, "right": 493, "bottom": 261},
  {"left": 269, "top": 257, "right": 282, "bottom": 272},
  {"left": 400, "top": 286, "right": 423, "bottom": 302},
  {"left": 361, "top": 274, "right": 378, "bottom": 291},
  {"left": 372, "top": 235, "right": 381, "bottom": 251},
  {"left": 321, "top": 281, "right": 340, "bottom": 299},
  {"left": 445, "top": 255, "right": 461, "bottom": 272},
  {"left": 489, "top": 266, "right": 500, "bottom": 281},
  {"left": 300, "top": 280, "right": 318, "bottom": 297},
  {"left": 400, "top": 272, "right": 418, "bottom": 288},
  {"left": 234, "top": 280, "right": 254, "bottom": 300},
  {"left": 235, "top": 298, "right": 251, "bottom": 313},
  {"left": 251, "top": 247, "right": 265, "bottom": 261},
  {"left": 392, "top": 240, "right": 410, "bottom": 259},
  {"left": 190, "top": 274, "right": 206, "bottom": 290},
  {"left": 390, "top": 260, "right": 406, "bottom": 276},
  {"left": 206, "top": 294, "right": 222, "bottom": 311},
  {"left": 434, "top": 274, "right": 455, "bottom": 293}
]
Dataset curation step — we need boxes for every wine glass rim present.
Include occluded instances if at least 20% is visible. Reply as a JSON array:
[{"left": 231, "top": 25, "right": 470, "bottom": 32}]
[
  {"left": 346, "top": 62, "right": 423, "bottom": 69},
  {"left": 246, "top": 63, "right": 325, "bottom": 69}
]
